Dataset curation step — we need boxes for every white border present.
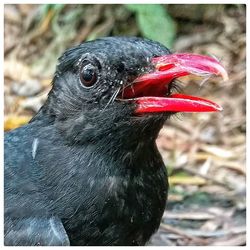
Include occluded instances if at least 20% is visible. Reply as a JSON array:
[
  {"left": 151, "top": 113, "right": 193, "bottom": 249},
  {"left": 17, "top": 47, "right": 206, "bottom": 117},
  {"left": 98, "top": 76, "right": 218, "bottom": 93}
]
[{"left": 1, "top": 1, "right": 248, "bottom": 249}]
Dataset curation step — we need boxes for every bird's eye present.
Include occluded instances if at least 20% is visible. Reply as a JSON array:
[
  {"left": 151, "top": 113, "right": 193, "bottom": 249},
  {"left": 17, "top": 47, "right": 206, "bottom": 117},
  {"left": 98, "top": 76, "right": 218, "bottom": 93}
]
[{"left": 80, "top": 64, "right": 97, "bottom": 88}]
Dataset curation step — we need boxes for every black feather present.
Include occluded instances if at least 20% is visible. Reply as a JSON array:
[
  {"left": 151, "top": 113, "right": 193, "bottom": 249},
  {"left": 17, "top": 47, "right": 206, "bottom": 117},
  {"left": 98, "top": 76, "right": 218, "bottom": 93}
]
[{"left": 5, "top": 37, "right": 171, "bottom": 246}]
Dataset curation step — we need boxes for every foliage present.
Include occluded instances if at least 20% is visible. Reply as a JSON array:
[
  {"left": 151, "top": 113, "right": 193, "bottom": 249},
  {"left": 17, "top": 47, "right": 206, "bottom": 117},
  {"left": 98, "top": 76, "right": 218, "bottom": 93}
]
[{"left": 126, "top": 4, "right": 176, "bottom": 48}]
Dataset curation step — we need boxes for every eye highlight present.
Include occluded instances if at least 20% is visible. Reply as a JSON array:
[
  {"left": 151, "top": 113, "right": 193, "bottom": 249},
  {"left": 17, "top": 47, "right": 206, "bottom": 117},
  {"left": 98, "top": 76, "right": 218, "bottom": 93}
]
[{"left": 80, "top": 63, "right": 98, "bottom": 88}]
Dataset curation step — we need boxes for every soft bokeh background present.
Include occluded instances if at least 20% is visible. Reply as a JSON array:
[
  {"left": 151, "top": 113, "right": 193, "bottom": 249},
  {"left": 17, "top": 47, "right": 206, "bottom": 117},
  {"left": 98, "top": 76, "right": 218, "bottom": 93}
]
[{"left": 4, "top": 4, "right": 246, "bottom": 246}]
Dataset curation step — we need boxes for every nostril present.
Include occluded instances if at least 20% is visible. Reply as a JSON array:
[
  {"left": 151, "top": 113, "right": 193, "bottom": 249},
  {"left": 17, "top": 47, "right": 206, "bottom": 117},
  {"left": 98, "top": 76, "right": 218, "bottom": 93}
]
[{"left": 117, "top": 62, "right": 125, "bottom": 73}]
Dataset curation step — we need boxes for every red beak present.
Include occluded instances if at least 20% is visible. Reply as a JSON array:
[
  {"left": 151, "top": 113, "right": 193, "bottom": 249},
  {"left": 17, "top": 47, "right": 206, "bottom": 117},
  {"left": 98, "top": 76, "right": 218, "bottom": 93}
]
[{"left": 121, "top": 53, "right": 228, "bottom": 114}]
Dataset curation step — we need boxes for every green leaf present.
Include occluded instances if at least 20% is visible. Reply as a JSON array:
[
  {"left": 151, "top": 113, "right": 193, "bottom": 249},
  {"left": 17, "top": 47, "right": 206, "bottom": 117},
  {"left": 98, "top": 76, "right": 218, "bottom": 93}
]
[
  {"left": 126, "top": 4, "right": 176, "bottom": 49},
  {"left": 38, "top": 4, "right": 65, "bottom": 23},
  {"left": 126, "top": 4, "right": 146, "bottom": 12}
]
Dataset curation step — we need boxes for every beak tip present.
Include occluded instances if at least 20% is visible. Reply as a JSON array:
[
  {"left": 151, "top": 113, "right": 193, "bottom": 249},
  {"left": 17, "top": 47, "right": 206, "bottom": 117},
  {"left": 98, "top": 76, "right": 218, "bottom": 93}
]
[{"left": 215, "top": 104, "right": 223, "bottom": 112}]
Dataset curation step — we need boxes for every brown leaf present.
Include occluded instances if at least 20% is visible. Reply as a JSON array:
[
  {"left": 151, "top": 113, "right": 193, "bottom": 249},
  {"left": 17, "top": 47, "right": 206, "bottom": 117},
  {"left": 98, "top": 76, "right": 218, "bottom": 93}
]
[
  {"left": 211, "top": 234, "right": 246, "bottom": 246},
  {"left": 4, "top": 115, "right": 31, "bottom": 131},
  {"left": 163, "top": 211, "right": 215, "bottom": 220},
  {"left": 169, "top": 176, "right": 206, "bottom": 186},
  {"left": 200, "top": 144, "right": 237, "bottom": 159}
]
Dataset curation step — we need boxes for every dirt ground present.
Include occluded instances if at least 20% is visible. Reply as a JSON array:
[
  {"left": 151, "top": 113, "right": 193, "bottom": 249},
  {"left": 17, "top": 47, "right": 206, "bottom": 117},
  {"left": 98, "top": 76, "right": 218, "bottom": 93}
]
[{"left": 4, "top": 4, "right": 246, "bottom": 246}]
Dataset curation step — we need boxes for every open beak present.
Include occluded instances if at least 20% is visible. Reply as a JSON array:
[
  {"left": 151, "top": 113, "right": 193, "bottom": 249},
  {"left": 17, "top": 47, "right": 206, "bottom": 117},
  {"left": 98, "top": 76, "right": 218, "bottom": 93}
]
[{"left": 120, "top": 53, "right": 228, "bottom": 114}]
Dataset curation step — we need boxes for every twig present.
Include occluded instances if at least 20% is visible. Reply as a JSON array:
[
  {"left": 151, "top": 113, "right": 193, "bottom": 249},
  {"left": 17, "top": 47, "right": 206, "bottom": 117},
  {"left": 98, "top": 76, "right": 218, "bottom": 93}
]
[
  {"left": 160, "top": 224, "right": 209, "bottom": 245},
  {"left": 175, "top": 164, "right": 235, "bottom": 191}
]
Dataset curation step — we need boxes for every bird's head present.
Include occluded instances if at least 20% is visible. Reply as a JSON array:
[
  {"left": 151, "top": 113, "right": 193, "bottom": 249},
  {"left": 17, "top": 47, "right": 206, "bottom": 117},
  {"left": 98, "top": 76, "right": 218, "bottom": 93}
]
[{"left": 40, "top": 37, "right": 227, "bottom": 145}]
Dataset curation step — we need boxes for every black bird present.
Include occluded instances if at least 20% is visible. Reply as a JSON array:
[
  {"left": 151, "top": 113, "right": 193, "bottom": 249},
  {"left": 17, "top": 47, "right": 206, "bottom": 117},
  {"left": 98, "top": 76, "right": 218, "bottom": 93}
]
[{"left": 4, "top": 37, "right": 227, "bottom": 246}]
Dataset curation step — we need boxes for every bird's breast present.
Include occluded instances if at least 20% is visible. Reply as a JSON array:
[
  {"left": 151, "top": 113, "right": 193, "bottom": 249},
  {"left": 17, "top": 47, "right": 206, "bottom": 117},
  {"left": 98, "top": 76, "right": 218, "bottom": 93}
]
[{"left": 63, "top": 162, "right": 168, "bottom": 246}]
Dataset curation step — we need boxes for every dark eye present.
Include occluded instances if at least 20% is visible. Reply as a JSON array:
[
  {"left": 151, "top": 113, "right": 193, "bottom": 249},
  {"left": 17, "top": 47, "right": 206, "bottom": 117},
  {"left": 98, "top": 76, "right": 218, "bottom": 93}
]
[{"left": 80, "top": 64, "right": 97, "bottom": 88}]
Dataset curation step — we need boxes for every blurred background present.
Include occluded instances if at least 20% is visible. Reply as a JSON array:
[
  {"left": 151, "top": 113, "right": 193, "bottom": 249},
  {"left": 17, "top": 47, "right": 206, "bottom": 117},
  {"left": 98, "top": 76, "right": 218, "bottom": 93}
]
[{"left": 4, "top": 4, "right": 246, "bottom": 246}]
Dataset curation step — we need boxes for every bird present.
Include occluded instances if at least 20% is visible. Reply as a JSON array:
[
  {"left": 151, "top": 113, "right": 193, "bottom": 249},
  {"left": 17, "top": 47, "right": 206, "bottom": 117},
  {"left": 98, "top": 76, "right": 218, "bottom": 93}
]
[{"left": 4, "top": 36, "right": 228, "bottom": 246}]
